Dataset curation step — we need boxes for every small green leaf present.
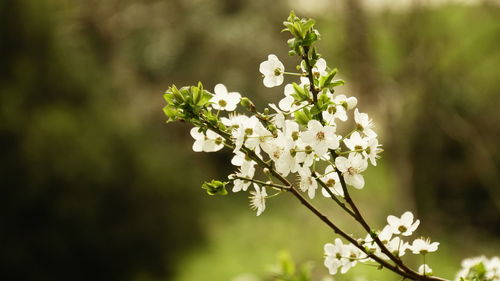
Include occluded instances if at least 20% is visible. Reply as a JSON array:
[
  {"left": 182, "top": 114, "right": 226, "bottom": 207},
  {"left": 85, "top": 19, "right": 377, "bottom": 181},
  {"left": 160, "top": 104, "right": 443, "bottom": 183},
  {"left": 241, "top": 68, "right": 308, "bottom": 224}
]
[
  {"left": 292, "top": 82, "right": 309, "bottom": 101},
  {"left": 294, "top": 108, "right": 311, "bottom": 126},
  {"left": 319, "top": 68, "right": 338, "bottom": 88},
  {"left": 301, "top": 19, "right": 315, "bottom": 34},
  {"left": 162, "top": 105, "right": 178, "bottom": 122},
  {"left": 327, "top": 79, "right": 345, "bottom": 90}
]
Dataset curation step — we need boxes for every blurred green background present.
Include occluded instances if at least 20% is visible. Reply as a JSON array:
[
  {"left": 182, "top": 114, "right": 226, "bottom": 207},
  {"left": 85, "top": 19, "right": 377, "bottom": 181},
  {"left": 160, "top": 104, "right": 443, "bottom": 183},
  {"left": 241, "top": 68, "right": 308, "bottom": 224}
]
[{"left": 1, "top": 0, "right": 499, "bottom": 280}]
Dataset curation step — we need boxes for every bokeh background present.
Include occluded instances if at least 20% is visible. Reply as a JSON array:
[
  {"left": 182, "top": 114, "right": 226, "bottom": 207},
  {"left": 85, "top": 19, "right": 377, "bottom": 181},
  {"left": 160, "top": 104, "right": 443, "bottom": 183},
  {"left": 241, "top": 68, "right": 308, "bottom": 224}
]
[{"left": 1, "top": 0, "right": 499, "bottom": 280}]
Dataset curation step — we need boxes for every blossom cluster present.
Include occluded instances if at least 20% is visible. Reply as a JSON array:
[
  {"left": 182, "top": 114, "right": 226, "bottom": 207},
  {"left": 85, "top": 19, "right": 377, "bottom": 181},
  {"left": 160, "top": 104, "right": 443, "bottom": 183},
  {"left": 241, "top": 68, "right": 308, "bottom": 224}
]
[
  {"left": 189, "top": 53, "right": 382, "bottom": 215},
  {"left": 455, "top": 256, "right": 500, "bottom": 281},
  {"left": 324, "top": 211, "right": 439, "bottom": 275}
]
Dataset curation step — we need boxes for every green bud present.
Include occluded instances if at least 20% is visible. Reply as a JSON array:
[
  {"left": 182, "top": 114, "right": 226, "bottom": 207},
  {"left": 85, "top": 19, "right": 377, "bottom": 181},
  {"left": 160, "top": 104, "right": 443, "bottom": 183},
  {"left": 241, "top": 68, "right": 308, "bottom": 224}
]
[
  {"left": 202, "top": 180, "right": 228, "bottom": 196},
  {"left": 240, "top": 97, "right": 254, "bottom": 111}
]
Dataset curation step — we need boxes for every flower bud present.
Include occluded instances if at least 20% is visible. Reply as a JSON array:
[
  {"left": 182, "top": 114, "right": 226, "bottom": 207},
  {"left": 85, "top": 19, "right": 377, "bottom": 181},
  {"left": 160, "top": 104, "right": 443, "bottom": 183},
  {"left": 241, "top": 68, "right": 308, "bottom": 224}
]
[
  {"left": 240, "top": 97, "right": 255, "bottom": 111},
  {"left": 263, "top": 168, "right": 271, "bottom": 177}
]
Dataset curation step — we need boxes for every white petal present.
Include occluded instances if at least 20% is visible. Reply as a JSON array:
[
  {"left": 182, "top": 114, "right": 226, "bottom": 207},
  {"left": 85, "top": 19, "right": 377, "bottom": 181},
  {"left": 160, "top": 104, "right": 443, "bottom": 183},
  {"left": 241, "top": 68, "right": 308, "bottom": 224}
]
[
  {"left": 346, "top": 97, "right": 358, "bottom": 110},
  {"left": 259, "top": 61, "right": 273, "bottom": 75},
  {"left": 387, "top": 215, "right": 399, "bottom": 227},
  {"left": 284, "top": 83, "right": 294, "bottom": 96},
  {"left": 401, "top": 211, "right": 414, "bottom": 225},
  {"left": 263, "top": 76, "right": 276, "bottom": 88},
  {"left": 334, "top": 156, "right": 349, "bottom": 173},
  {"left": 227, "top": 92, "right": 241, "bottom": 103},
  {"left": 307, "top": 119, "right": 322, "bottom": 131},
  {"left": 279, "top": 96, "right": 294, "bottom": 111},
  {"left": 275, "top": 74, "right": 284, "bottom": 87},
  {"left": 190, "top": 127, "right": 203, "bottom": 139},
  {"left": 316, "top": 58, "right": 327, "bottom": 71},
  {"left": 214, "top": 83, "right": 227, "bottom": 95},
  {"left": 350, "top": 173, "right": 365, "bottom": 189},
  {"left": 192, "top": 139, "right": 203, "bottom": 152}
]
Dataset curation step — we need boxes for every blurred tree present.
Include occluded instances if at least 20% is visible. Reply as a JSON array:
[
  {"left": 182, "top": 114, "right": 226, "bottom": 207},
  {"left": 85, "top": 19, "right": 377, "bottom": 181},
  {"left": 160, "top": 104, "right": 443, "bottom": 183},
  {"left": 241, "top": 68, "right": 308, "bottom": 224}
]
[{"left": 0, "top": 1, "right": 208, "bottom": 280}]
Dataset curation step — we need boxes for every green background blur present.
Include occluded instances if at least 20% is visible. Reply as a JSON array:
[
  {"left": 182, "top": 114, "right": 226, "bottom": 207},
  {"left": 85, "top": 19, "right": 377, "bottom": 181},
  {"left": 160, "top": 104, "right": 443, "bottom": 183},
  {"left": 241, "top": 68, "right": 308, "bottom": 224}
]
[{"left": 1, "top": 0, "right": 499, "bottom": 280}]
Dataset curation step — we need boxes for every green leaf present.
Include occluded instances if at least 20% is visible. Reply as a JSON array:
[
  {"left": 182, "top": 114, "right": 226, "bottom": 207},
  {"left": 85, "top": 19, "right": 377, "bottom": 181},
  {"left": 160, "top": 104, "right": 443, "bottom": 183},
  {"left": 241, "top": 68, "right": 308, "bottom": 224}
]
[
  {"left": 292, "top": 82, "right": 309, "bottom": 101},
  {"left": 191, "top": 85, "right": 201, "bottom": 105},
  {"left": 301, "top": 19, "right": 315, "bottom": 34},
  {"left": 279, "top": 252, "right": 295, "bottom": 276},
  {"left": 294, "top": 108, "right": 311, "bottom": 126},
  {"left": 319, "top": 68, "right": 338, "bottom": 88},
  {"left": 327, "top": 79, "right": 345, "bottom": 90},
  {"left": 171, "top": 85, "right": 185, "bottom": 104},
  {"left": 162, "top": 105, "right": 178, "bottom": 122},
  {"left": 197, "top": 90, "right": 212, "bottom": 106}
]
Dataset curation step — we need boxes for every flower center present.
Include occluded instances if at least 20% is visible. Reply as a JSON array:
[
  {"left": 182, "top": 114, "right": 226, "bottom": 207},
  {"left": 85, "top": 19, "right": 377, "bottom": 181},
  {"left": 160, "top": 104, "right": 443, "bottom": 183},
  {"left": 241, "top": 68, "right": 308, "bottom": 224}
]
[
  {"left": 273, "top": 150, "right": 281, "bottom": 159},
  {"left": 398, "top": 225, "right": 407, "bottom": 233},
  {"left": 355, "top": 145, "right": 363, "bottom": 150},
  {"left": 274, "top": 68, "right": 282, "bottom": 76},
  {"left": 307, "top": 177, "right": 313, "bottom": 185},
  {"left": 326, "top": 178, "right": 336, "bottom": 187},
  {"left": 328, "top": 106, "right": 337, "bottom": 114},
  {"left": 218, "top": 99, "right": 227, "bottom": 107},
  {"left": 245, "top": 128, "right": 253, "bottom": 135},
  {"left": 347, "top": 167, "right": 357, "bottom": 175},
  {"left": 305, "top": 145, "right": 313, "bottom": 155},
  {"left": 316, "top": 131, "right": 325, "bottom": 141}
]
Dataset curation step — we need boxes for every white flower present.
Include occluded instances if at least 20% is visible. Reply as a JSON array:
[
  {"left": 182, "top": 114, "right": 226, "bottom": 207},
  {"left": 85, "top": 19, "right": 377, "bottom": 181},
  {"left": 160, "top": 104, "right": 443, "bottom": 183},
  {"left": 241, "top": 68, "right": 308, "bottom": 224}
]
[
  {"left": 249, "top": 183, "right": 267, "bottom": 216},
  {"left": 244, "top": 121, "right": 273, "bottom": 151},
  {"left": 366, "top": 137, "right": 382, "bottom": 166},
  {"left": 230, "top": 115, "right": 259, "bottom": 152},
  {"left": 324, "top": 238, "right": 360, "bottom": 275},
  {"left": 261, "top": 133, "right": 299, "bottom": 176},
  {"left": 387, "top": 236, "right": 409, "bottom": 257},
  {"left": 410, "top": 238, "right": 439, "bottom": 254},
  {"left": 322, "top": 94, "right": 358, "bottom": 124},
  {"left": 278, "top": 84, "right": 308, "bottom": 112},
  {"left": 210, "top": 84, "right": 241, "bottom": 111},
  {"left": 301, "top": 120, "right": 339, "bottom": 157},
  {"left": 298, "top": 166, "right": 318, "bottom": 199},
  {"left": 341, "top": 244, "right": 364, "bottom": 273},
  {"left": 300, "top": 58, "right": 328, "bottom": 85},
  {"left": 364, "top": 225, "right": 393, "bottom": 248},
  {"left": 387, "top": 211, "right": 420, "bottom": 236},
  {"left": 418, "top": 264, "right": 433, "bottom": 276},
  {"left": 354, "top": 108, "right": 377, "bottom": 138},
  {"left": 454, "top": 256, "right": 500, "bottom": 281},
  {"left": 190, "top": 127, "right": 224, "bottom": 152},
  {"left": 324, "top": 238, "right": 346, "bottom": 275},
  {"left": 343, "top": 132, "right": 368, "bottom": 153},
  {"left": 221, "top": 113, "right": 246, "bottom": 131},
  {"left": 230, "top": 164, "right": 256, "bottom": 193},
  {"left": 231, "top": 151, "right": 256, "bottom": 177},
  {"left": 320, "top": 165, "right": 344, "bottom": 197},
  {"left": 335, "top": 153, "right": 368, "bottom": 189},
  {"left": 259, "top": 54, "right": 284, "bottom": 88}
]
